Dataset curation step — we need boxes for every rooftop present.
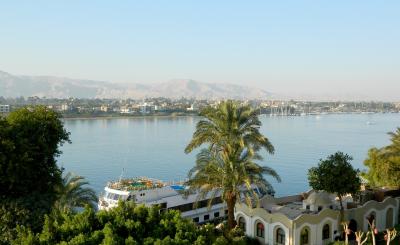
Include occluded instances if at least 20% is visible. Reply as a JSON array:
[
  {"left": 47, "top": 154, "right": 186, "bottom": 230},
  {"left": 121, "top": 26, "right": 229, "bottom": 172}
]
[{"left": 259, "top": 191, "right": 339, "bottom": 219}]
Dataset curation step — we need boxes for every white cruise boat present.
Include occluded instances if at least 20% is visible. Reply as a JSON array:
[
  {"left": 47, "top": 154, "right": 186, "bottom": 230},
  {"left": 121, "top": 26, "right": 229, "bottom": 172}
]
[{"left": 98, "top": 177, "right": 267, "bottom": 224}]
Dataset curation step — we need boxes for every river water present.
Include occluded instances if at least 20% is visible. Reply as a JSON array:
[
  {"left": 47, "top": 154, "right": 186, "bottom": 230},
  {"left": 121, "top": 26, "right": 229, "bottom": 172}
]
[{"left": 58, "top": 113, "right": 400, "bottom": 197}]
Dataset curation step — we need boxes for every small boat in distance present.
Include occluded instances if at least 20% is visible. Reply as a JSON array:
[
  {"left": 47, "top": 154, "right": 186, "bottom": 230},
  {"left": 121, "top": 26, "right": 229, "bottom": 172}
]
[{"left": 98, "top": 176, "right": 267, "bottom": 224}]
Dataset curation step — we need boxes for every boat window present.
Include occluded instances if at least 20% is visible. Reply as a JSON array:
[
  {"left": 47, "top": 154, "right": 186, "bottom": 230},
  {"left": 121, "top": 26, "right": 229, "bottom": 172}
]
[
  {"left": 214, "top": 212, "right": 220, "bottom": 218},
  {"left": 318, "top": 206, "right": 323, "bottom": 211},
  {"left": 204, "top": 214, "right": 210, "bottom": 221},
  {"left": 193, "top": 217, "right": 199, "bottom": 223}
]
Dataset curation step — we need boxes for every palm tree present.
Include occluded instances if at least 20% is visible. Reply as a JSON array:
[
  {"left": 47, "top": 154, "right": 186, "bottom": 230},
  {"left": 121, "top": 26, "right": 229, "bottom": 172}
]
[
  {"left": 384, "top": 127, "right": 400, "bottom": 157},
  {"left": 185, "top": 100, "right": 280, "bottom": 229},
  {"left": 185, "top": 101, "right": 274, "bottom": 155},
  {"left": 54, "top": 172, "right": 98, "bottom": 213}
]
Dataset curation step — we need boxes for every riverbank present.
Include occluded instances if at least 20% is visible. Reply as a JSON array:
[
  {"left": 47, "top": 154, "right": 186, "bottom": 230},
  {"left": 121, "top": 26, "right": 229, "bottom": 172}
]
[
  {"left": 62, "top": 112, "right": 199, "bottom": 120},
  {"left": 61, "top": 111, "right": 399, "bottom": 120}
]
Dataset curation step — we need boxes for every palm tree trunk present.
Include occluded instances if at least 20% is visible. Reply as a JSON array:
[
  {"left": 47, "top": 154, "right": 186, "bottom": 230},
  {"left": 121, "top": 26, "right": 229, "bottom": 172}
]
[
  {"left": 338, "top": 195, "right": 346, "bottom": 240},
  {"left": 338, "top": 195, "right": 344, "bottom": 222},
  {"left": 226, "top": 194, "right": 237, "bottom": 230}
]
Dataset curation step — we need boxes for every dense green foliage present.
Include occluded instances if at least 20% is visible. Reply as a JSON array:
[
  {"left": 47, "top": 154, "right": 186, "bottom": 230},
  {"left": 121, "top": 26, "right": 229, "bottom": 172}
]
[
  {"left": 0, "top": 106, "right": 70, "bottom": 242},
  {"left": 13, "top": 201, "right": 259, "bottom": 245},
  {"left": 1, "top": 107, "right": 70, "bottom": 197},
  {"left": 308, "top": 152, "right": 361, "bottom": 210},
  {"left": 363, "top": 128, "right": 400, "bottom": 188},
  {"left": 185, "top": 100, "right": 280, "bottom": 229}
]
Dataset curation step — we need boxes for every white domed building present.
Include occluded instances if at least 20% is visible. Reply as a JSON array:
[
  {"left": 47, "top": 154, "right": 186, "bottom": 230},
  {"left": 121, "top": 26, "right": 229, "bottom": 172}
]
[
  {"left": 235, "top": 190, "right": 399, "bottom": 245},
  {"left": 302, "top": 191, "right": 337, "bottom": 212}
]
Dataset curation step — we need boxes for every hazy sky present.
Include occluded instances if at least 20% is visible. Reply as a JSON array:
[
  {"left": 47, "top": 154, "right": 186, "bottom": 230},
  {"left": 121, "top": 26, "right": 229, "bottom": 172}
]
[{"left": 0, "top": 1, "right": 399, "bottom": 100}]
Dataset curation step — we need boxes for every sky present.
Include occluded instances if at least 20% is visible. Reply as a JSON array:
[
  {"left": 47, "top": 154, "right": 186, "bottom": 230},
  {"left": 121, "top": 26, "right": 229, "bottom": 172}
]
[{"left": 0, "top": 1, "right": 399, "bottom": 100}]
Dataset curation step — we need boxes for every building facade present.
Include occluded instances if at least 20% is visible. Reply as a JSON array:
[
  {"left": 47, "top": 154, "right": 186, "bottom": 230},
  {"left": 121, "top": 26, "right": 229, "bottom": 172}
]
[
  {"left": 235, "top": 191, "right": 399, "bottom": 245},
  {"left": 0, "top": 104, "right": 10, "bottom": 113}
]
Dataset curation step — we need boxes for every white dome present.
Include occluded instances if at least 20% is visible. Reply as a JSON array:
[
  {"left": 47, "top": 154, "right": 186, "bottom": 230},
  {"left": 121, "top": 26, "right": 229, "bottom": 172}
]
[{"left": 305, "top": 191, "right": 333, "bottom": 206}]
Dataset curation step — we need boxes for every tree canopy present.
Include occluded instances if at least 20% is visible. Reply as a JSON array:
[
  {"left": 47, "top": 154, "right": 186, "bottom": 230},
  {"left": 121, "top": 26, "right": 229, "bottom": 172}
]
[
  {"left": 0, "top": 106, "right": 70, "bottom": 242},
  {"left": 308, "top": 152, "right": 361, "bottom": 210},
  {"left": 363, "top": 128, "right": 400, "bottom": 188},
  {"left": 0, "top": 106, "right": 70, "bottom": 197},
  {"left": 12, "top": 201, "right": 257, "bottom": 245}
]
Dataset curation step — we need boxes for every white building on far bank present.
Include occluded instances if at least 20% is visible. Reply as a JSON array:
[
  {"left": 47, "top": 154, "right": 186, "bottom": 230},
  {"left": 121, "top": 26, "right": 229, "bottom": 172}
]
[{"left": 0, "top": 105, "right": 10, "bottom": 113}]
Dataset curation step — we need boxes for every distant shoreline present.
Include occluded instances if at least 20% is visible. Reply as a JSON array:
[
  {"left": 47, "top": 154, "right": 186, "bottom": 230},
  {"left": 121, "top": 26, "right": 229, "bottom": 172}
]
[
  {"left": 61, "top": 111, "right": 399, "bottom": 120},
  {"left": 62, "top": 114, "right": 201, "bottom": 120}
]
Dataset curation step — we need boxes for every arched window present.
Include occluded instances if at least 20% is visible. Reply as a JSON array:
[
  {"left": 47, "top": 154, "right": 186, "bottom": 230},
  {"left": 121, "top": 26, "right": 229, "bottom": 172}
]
[
  {"left": 386, "top": 208, "right": 394, "bottom": 228},
  {"left": 256, "top": 222, "right": 264, "bottom": 238},
  {"left": 276, "top": 227, "right": 285, "bottom": 245},
  {"left": 398, "top": 205, "right": 400, "bottom": 224},
  {"left": 322, "top": 224, "right": 330, "bottom": 240},
  {"left": 348, "top": 219, "right": 358, "bottom": 241},
  {"left": 238, "top": 217, "right": 246, "bottom": 231},
  {"left": 367, "top": 211, "right": 376, "bottom": 227},
  {"left": 300, "top": 227, "right": 310, "bottom": 245}
]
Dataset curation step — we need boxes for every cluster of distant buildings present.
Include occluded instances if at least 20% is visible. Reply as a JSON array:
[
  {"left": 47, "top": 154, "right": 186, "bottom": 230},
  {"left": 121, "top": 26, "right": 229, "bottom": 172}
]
[
  {"left": 49, "top": 100, "right": 202, "bottom": 115},
  {"left": 1, "top": 97, "right": 399, "bottom": 117}
]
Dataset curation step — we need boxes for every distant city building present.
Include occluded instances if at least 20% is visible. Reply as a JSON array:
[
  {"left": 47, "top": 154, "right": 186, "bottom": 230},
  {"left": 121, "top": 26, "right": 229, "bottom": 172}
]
[
  {"left": 186, "top": 103, "right": 198, "bottom": 111},
  {"left": 120, "top": 106, "right": 134, "bottom": 114},
  {"left": 0, "top": 104, "right": 10, "bottom": 113},
  {"left": 139, "top": 103, "right": 155, "bottom": 114},
  {"left": 60, "top": 104, "right": 70, "bottom": 111},
  {"left": 100, "top": 105, "right": 109, "bottom": 112}
]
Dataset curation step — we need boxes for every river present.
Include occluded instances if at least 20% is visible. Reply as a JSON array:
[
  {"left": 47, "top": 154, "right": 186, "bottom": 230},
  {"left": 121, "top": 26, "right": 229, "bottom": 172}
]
[{"left": 58, "top": 113, "right": 400, "bottom": 197}]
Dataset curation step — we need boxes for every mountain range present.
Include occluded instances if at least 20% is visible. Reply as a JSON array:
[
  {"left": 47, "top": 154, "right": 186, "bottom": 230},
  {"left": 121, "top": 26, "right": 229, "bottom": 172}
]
[{"left": 0, "top": 70, "right": 272, "bottom": 99}]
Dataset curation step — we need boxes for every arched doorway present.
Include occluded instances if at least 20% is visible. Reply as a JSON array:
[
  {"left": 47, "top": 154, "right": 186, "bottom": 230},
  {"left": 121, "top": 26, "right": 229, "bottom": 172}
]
[
  {"left": 276, "top": 227, "right": 286, "bottom": 245},
  {"left": 322, "top": 223, "right": 330, "bottom": 241},
  {"left": 300, "top": 227, "right": 310, "bottom": 245},
  {"left": 255, "top": 221, "right": 265, "bottom": 238},
  {"left": 238, "top": 217, "right": 246, "bottom": 231},
  {"left": 367, "top": 212, "right": 376, "bottom": 224},
  {"left": 348, "top": 219, "right": 357, "bottom": 241},
  {"left": 386, "top": 208, "right": 394, "bottom": 228}
]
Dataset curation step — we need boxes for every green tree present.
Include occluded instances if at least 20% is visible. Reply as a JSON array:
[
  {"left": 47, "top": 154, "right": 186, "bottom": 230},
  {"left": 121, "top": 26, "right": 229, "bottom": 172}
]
[
  {"left": 185, "top": 101, "right": 280, "bottom": 229},
  {"left": 1, "top": 106, "right": 70, "bottom": 197},
  {"left": 53, "top": 172, "right": 98, "bottom": 213},
  {"left": 363, "top": 128, "right": 400, "bottom": 188},
  {"left": 384, "top": 127, "right": 400, "bottom": 158},
  {"left": 0, "top": 106, "right": 70, "bottom": 241},
  {"left": 308, "top": 152, "right": 361, "bottom": 217},
  {"left": 13, "top": 202, "right": 253, "bottom": 245}
]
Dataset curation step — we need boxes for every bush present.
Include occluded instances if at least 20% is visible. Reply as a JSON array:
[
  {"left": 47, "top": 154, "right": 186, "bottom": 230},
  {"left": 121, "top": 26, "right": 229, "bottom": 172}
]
[{"left": 12, "top": 201, "right": 258, "bottom": 245}]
